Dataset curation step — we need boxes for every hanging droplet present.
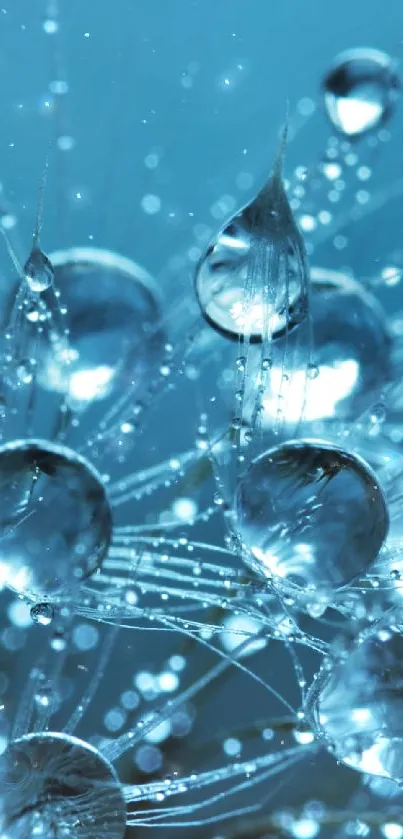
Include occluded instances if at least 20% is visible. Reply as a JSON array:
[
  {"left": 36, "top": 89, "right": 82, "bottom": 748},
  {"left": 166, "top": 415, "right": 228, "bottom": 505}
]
[
  {"left": 30, "top": 602, "right": 54, "bottom": 626},
  {"left": 0, "top": 732, "right": 126, "bottom": 838},
  {"left": 234, "top": 439, "right": 388, "bottom": 591},
  {"left": 0, "top": 438, "right": 112, "bottom": 600},
  {"left": 24, "top": 246, "right": 54, "bottom": 293},
  {"left": 36, "top": 247, "right": 165, "bottom": 406},
  {"left": 195, "top": 128, "right": 310, "bottom": 342},
  {"left": 314, "top": 626, "right": 403, "bottom": 784},
  {"left": 323, "top": 48, "right": 400, "bottom": 137}
]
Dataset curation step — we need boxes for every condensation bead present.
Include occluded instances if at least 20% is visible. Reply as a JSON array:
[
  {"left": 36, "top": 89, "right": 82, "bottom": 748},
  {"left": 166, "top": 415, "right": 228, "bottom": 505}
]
[
  {"left": 0, "top": 732, "right": 126, "bottom": 838},
  {"left": 38, "top": 247, "right": 164, "bottom": 405},
  {"left": 306, "top": 268, "right": 390, "bottom": 419},
  {"left": 236, "top": 267, "right": 391, "bottom": 425},
  {"left": 323, "top": 48, "right": 400, "bottom": 137},
  {"left": 24, "top": 247, "right": 54, "bottom": 293},
  {"left": 0, "top": 438, "right": 112, "bottom": 600},
  {"left": 235, "top": 439, "right": 388, "bottom": 591},
  {"left": 30, "top": 602, "right": 54, "bottom": 626},
  {"left": 195, "top": 135, "right": 310, "bottom": 342},
  {"left": 314, "top": 627, "right": 403, "bottom": 784}
]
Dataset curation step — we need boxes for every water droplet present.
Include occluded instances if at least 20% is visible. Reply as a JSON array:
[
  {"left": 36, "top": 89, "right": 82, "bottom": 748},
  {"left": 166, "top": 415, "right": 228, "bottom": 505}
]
[
  {"left": 230, "top": 267, "right": 391, "bottom": 427},
  {"left": 370, "top": 402, "right": 387, "bottom": 425},
  {"left": 0, "top": 732, "right": 126, "bottom": 835},
  {"left": 235, "top": 439, "right": 388, "bottom": 591},
  {"left": 30, "top": 602, "right": 54, "bottom": 626},
  {"left": 315, "top": 626, "right": 403, "bottom": 783},
  {"left": 34, "top": 247, "right": 165, "bottom": 407},
  {"left": 195, "top": 127, "right": 310, "bottom": 341},
  {"left": 0, "top": 439, "right": 112, "bottom": 600},
  {"left": 24, "top": 247, "right": 54, "bottom": 293},
  {"left": 323, "top": 48, "right": 400, "bottom": 137}
]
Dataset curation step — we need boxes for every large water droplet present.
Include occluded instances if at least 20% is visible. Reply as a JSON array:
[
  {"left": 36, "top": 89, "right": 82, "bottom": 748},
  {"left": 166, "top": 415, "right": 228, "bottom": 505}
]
[
  {"left": 0, "top": 438, "right": 112, "bottom": 600},
  {"left": 195, "top": 134, "right": 310, "bottom": 341},
  {"left": 323, "top": 48, "right": 400, "bottom": 137},
  {"left": 37, "top": 247, "right": 165, "bottom": 406},
  {"left": 314, "top": 626, "right": 403, "bottom": 784},
  {"left": 234, "top": 439, "right": 388, "bottom": 591},
  {"left": 0, "top": 732, "right": 126, "bottom": 838},
  {"left": 24, "top": 247, "right": 54, "bottom": 293},
  {"left": 225, "top": 267, "right": 391, "bottom": 428}
]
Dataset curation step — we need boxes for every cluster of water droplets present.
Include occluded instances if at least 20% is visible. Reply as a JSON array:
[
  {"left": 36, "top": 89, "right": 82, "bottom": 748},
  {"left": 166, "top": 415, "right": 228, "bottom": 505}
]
[{"left": 1, "top": 9, "right": 403, "bottom": 838}]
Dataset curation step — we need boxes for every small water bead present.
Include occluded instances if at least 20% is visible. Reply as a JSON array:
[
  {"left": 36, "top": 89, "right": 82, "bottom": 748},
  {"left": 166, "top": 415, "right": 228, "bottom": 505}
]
[
  {"left": 0, "top": 732, "right": 126, "bottom": 838},
  {"left": 235, "top": 439, "right": 388, "bottom": 591},
  {"left": 0, "top": 438, "right": 112, "bottom": 600},
  {"left": 37, "top": 247, "right": 164, "bottom": 406},
  {"left": 30, "top": 602, "right": 54, "bottom": 626},
  {"left": 24, "top": 247, "right": 54, "bottom": 293},
  {"left": 16, "top": 358, "right": 35, "bottom": 385},
  {"left": 323, "top": 48, "right": 400, "bottom": 138},
  {"left": 314, "top": 627, "right": 403, "bottom": 783},
  {"left": 195, "top": 131, "right": 310, "bottom": 341}
]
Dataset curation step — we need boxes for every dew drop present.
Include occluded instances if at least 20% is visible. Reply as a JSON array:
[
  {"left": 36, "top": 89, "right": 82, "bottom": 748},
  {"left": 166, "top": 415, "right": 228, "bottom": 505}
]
[
  {"left": 36, "top": 247, "right": 164, "bottom": 407},
  {"left": 30, "top": 602, "right": 54, "bottom": 626},
  {"left": 315, "top": 626, "right": 403, "bottom": 783},
  {"left": 235, "top": 439, "right": 388, "bottom": 591},
  {"left": 0, "top": 438, "right": 112, "bottom": 600},
  {"left": 0, "top": 732, "right": 126, "bottom": 837},
  {"left": 195, "top": 127, "right": 310, "bottom": 342},
  {"left": 323, "top": 48, "right": 400, "bottom": 137},
  {"left": 24, "top": 247, "right": 54, "bottom": 293}
]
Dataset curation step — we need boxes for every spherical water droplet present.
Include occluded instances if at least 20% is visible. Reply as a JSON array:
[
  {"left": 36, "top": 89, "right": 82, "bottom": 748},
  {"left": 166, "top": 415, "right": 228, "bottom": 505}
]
[
  {"left": 24, "top": 247, "right": 54, "bottom": 293},
  {"left": 238, "top": 267, "right": 391, "bottom": 426},
  {"left": 315, "top": 627, "right": 403, "bottom": 783},
  {"left": 323, "top": 48, "right": 400, "bottom": 137},
  {"left": 235, "top": 439, "right": 388, "bottom": 591},
  {"left": 0, "top": 438, "right": 112, "bottom": 600},
  {"left": 0, "top": 732, "right": 126, "bottom": 838},
  {"left": 38, "top": 247, "right": 165, "bottom": 406},
  {"left": 30, "top": 602, "right": 54, "bottom": 626}
]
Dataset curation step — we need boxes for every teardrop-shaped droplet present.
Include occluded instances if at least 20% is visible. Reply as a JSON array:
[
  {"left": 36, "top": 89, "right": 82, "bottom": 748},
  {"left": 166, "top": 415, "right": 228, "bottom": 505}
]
[
  {"left": 24, "top": 247, "right": 54, "bottom": 293},
  {"left": 195, "top": 131, "right": 310, "bottom": 342},
  {"left": 234, "top": 438, "right": 388, "bottom": 591},
  {"left": 323, "top": 48, "right": 400, "bottom": 137},
  {"left": 314, "top": 626, "right": 403, "bottom": 783}
]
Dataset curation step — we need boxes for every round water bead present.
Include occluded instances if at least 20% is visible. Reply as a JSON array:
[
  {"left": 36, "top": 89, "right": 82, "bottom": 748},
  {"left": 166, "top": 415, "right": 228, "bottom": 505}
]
[
  {"left": 323, "top": 48, "right": 400, "bottom": 137},
  {"left": 0, "top": 731, "right": 126, "bottom": 838},
  {"left": 0, "top": 438, "right": 112, "bottom": 600},
  {"left": 236, "top": 267, "right": 391, "bottom": 426},
  {"left": 314, "top": 627, "right": 403, "bottom": 783},
  {"left": 195, "top": 145, "right": 310, "bottom": 342},
  {"left": 39, "top": 247, "right": 164, "bottom": 405},
  {"left": 235, "top": 439, "right": 388, "bottom": 590}
]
